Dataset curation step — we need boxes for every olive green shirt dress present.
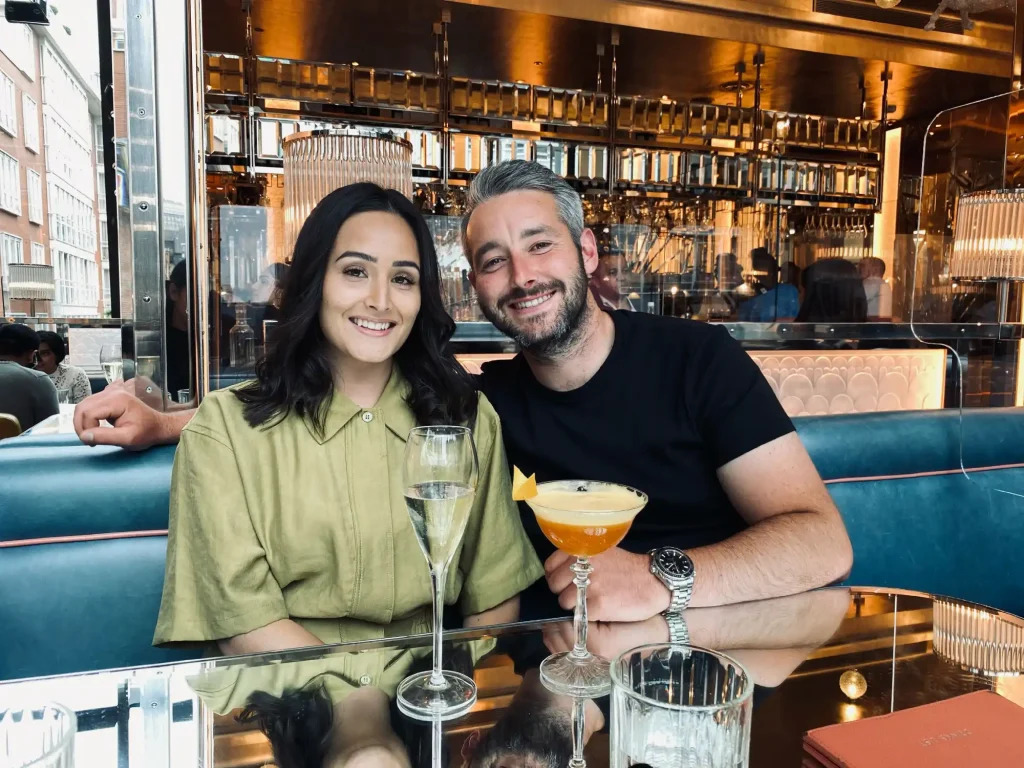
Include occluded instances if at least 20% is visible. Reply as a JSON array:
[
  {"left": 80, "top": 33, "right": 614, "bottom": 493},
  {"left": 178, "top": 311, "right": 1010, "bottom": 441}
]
[{"left": 153, "top": 369, "right": 543, "bottom": 646}]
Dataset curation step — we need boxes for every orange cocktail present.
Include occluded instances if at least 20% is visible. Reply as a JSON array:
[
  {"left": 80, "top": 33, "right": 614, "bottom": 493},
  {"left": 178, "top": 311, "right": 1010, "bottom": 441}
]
[
  {"left": 529, "top": 489, "right": 641, "bottom": 557},
  {"left": 525, "top": 480, "right": 647, "bottom": 697}
]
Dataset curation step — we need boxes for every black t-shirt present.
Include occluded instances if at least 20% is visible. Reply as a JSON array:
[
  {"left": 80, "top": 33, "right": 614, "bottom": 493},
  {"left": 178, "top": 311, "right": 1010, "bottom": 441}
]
[{"left": 477, "top": 310, "right": 795, "bottom": 561}]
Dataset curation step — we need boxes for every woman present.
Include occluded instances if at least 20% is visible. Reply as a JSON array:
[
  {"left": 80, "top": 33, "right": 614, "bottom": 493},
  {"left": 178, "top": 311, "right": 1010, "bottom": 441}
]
[
  {"left": 35, "top": 331, "right": 91, "bottom": 404},
  {"left": 796, "top": 258, "right": 867, "bottom": 323},
  {"left": 154, "top": 183, "right": 543, "bottom": 654}
]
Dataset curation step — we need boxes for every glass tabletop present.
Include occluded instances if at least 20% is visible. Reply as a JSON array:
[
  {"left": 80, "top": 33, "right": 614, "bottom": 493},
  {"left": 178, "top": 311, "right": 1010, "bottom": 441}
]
[{"left": 2, "top": 587, "right": 1023, "bottom": 768}]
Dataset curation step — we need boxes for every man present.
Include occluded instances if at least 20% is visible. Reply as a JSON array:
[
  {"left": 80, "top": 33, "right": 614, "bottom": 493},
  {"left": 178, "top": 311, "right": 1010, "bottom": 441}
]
[
  {"left": 858, "top": 256, "right": 893, "bottom": 320},
  {"left": 76, "top": 161, "right": 852, "bottom": 621},
  {"left": 0, "top": 322, "right": 59, "bottom": 432},
  {"left": 738, "top": 248, "right": 799, "bottom": 322},
  {"left": 463, "top": 160, "right": 852, "bottom": 621}
]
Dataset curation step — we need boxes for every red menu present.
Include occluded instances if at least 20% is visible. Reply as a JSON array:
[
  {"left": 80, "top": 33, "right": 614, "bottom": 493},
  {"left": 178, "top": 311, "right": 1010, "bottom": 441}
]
[{"left": 803, "top": 691, "right": 1024, "bottom": 767}]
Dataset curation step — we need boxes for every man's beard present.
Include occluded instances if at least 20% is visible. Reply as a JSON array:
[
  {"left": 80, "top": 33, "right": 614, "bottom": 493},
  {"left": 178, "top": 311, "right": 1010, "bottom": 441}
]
[{"left": 478, "top": 254, "right": 591, "bottom": 358}]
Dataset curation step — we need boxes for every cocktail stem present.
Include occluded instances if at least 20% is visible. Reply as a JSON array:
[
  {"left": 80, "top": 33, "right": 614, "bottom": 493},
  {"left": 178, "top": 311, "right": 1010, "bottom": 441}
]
[
  {"left": 571, "top": 557, "right": 593, "bottom": 660},
  {"left": 570, "top": 696, "right": 587, "bottom": 768},
  {"left": 428, "top": 566, "right": 448, "bottom": 689}
]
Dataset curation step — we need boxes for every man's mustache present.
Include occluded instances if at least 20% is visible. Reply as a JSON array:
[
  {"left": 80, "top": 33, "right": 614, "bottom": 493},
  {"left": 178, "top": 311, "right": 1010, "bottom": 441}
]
[{"left": 497, "top": 281, "right": 564, "bottom": 310}]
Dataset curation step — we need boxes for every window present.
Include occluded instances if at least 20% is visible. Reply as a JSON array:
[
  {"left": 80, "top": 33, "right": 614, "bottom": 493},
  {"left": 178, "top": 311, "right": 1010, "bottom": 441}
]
[
  {"left": 1, "top": 233, "right": 22, "bottom": 283},
  {"left": 31, "top": 241, "right": 44, "bottom": 264},
  {"left": 23, "top": 94, "right": 37, "bottom": 151},
  {"left": 47, "top": 181, "right": 94, "bottom": 250},
  {"left": 41, "top": 43, "right": 89, "bottom": 140},
  {"left": 0, "top": 17, "right": 35, "bottom": 80},
  {"left": 0, "top": 150, "right": 20, "bottom": 215},
  {"left": 27, "top": 168, "right": 41, "bottom": 223},
  {"left": 112, "top": 29, "right": 126, "bottom": 52},
  {"left": 43, "top": 112, "right": 91, "bottom": 195},
  {"left": 52, "top": 246, "right": 99, "bottom": 314},
  {"left": 0, "top": 73, "right": 16, "bottom": 137}
]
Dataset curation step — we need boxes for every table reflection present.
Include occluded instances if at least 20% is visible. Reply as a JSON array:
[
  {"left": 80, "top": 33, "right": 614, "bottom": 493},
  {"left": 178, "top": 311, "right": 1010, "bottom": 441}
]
[{"left": 3, "top": 588, "right": 1022, "bottom": 768}]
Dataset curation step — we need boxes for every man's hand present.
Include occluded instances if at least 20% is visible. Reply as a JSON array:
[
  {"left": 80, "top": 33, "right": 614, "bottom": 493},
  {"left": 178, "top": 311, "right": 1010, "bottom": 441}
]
[
  {"left": 545, "top": 547, "right": 670, "bottom": 622},
  {"left": 542, "top": 614, "right": 669, "bottom": 660},
  {"left": 74, "top": 388, "right": 184, "bottom": 450}
]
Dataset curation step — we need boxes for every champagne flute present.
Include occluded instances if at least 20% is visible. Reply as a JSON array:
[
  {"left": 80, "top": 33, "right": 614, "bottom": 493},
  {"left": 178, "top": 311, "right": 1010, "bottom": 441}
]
[
  {"left": 398, "top": 426, "right": 479, "bottom": 721},
  {"left": 99, "top": 344, "right": 122, "bottom": 383}
]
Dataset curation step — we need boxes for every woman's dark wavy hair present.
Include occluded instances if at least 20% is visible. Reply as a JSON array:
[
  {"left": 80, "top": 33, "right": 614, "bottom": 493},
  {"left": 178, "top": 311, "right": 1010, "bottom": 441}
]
[{"left": 234, "top": 182, "right": 477, "bottom": 434}]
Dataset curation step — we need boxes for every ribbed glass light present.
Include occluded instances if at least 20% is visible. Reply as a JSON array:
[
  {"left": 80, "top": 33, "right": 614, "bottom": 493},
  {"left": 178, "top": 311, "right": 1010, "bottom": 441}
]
[
  {"left": 282, "top": 130, "right": 413, "bottom": 257},
  {"left": 950, "top": 189, "right": 1024, "bottom": 279}
]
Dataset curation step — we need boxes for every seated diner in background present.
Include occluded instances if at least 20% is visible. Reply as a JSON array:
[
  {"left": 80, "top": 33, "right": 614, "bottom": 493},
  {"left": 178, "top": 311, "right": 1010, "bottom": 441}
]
[
  {"left": 35, "top": 330, "right": 92, "bottom": 405},
  {"left": 76, "top": 160, "right": 853, "bottom": 627},
  {"left": 0, "top": 322, "right": 59, "bottom": 433},
  {"left": 152, "top": 182, "right": 542, "bottom": 655}
]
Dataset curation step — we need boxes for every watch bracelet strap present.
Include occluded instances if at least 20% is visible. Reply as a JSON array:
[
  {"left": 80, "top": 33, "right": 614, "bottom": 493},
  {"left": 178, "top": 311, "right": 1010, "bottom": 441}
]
[
  {"left": 669, "top": 580, "right": 693, "bottom": 613},
  {"left": 664, "top": 611, "right": 690, "bottom": 646}
]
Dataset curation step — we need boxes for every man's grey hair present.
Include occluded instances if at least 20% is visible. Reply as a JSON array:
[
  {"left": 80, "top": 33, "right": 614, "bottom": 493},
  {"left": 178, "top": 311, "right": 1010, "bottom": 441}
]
[{"left": 461, "top": 160, "right": 585, "bottom": 263}]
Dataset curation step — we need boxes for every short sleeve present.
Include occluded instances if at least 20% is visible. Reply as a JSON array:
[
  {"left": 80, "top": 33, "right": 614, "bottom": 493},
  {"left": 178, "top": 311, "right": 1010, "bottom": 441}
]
[
  {"left": 457, "top": 395, "right": 544, "bottom": 616},
  {"left": 153, "top": 415, "right": 288, "bottom": 645},
  {"left": 689, "top": 325, "right": 794, "bottom": 468}
]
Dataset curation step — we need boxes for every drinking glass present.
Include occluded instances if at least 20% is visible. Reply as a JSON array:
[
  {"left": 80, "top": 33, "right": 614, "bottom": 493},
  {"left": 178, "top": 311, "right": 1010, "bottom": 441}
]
[
  {"left": 398, "top": 426, "right": 479, "bottom": 720},
  {"left": 99, "top": 344, "right": 122, "bottom": 383},
  {"left": 526, "top": 480, "right": 647, "bottom": 697},
  {"left": 611, "top": 645, "right": 753, "bottom": 768},
  {"left": 56, "top": 389, "right": 70, "bottom": 405},
  {"left": 0, "top": 702, "right": 77, "bottom": 767}
]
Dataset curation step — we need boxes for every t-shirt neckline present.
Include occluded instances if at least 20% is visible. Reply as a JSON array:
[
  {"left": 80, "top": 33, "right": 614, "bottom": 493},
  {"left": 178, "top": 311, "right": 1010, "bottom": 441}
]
[{"left": 517, "top": 310, "right": 628, "bottom": 402}]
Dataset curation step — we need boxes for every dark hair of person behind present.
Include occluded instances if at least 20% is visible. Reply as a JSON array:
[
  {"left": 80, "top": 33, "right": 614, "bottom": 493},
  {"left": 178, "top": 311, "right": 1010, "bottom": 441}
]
[
  {"left": 0, "top": 322, "right": 40, "bottom": 356},
  {"left": 36, "top": 330, "right": 67, "bottom": 363},
  {"left": 237, "top": 681, "right": 334, "bottom": 768},
  {"left": 234, "top": 182, "right": 478, "bottom": 434},
  {"left": 796, "top": 258, "right": 867, "bottom": 323}
]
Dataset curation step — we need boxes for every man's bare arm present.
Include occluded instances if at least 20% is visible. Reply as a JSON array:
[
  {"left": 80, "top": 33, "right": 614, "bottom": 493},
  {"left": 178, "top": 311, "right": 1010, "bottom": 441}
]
[
  {"left": 74, "top": 387, "right": 194, "bottom": 449},
  {"left": 686, "top": 432, "right": 853, "bottom": 607}
]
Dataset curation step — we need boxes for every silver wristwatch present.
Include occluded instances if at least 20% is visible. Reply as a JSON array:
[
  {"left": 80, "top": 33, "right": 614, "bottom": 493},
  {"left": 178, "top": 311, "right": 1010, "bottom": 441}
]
[
  {"left": 664, "top": 612, "right": 690, "bottom": 646},
  {"left": 649, "top": 547, "right": 695, "bottom": 613}
]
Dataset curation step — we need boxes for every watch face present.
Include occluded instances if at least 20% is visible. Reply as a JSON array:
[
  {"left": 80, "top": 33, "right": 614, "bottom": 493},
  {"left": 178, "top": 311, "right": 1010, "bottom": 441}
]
[{"left": 656, "top": 548, "right": 694, "bottom": 579}]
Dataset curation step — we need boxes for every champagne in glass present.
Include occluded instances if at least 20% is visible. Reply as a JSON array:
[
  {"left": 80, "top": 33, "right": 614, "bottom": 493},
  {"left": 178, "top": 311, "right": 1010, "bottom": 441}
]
[
  {"left": 99, "top": 344, "right": 123, "bottom": 383},
  {"left": 527, "top": 480, "right": 647, "bottom": 698},
  {"left": 398, "top": 426, "right": 479, "bottom": 721}
]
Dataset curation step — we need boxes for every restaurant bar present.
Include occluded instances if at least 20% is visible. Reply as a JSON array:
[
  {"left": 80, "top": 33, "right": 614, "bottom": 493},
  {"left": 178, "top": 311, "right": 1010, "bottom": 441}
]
[{"left": 2, "top": 0, "right": 1024, "bottom": 765}]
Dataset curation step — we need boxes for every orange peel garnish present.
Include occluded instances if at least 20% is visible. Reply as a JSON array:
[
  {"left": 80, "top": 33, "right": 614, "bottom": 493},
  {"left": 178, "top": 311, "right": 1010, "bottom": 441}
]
[{"left": 512, "top": 466, "right": 538, "bottom": 501}]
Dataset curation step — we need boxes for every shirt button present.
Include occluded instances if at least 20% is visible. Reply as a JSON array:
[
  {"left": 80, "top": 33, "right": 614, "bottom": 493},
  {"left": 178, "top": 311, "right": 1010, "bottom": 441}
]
[
  {"left": 359, "top": 675, "right": 372, "bottom": 686},
  {"left": 362, "top": 411, "right": 373, "bottom": 423}
]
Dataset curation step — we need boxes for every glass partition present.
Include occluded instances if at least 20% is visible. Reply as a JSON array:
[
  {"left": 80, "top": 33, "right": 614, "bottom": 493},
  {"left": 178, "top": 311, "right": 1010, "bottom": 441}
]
[{"left": 914, "top": 88, "right": 1024, "bottom": 498}]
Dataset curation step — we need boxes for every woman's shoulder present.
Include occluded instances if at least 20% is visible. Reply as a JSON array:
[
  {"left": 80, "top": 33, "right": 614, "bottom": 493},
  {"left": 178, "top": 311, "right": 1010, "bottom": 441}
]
[{"left": 472, "top": 391, "right": 502, "bottom": 444}]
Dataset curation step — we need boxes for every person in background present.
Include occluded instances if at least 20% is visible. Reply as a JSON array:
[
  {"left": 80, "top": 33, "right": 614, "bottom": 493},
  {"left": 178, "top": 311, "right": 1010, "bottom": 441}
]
[
  {"left": 858, "top": 256, "right": 893, "bottom": 321},
  {"left": 166, "top": 260, "right": 192, "bottom": 398},
  {"left": 0, "top": 323, "right": 58, "bottom": 432},
  {"left": 35, "top": 331, "right": 91, "bottom": 404},
  {"left": 738, "top": 248, "right": 800, "bottom": 322},
  {"left": 796, "top": 258, "right": 867, "bottom": 323},
  {"left": 153, "top": 182, "right": 541, "bottom": 655}
]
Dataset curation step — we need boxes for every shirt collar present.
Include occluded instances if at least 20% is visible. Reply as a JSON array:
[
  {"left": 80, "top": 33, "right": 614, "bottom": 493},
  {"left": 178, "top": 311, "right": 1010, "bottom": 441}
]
[{"left": 306, "top": 366, "right": 417, "bottom": 445}]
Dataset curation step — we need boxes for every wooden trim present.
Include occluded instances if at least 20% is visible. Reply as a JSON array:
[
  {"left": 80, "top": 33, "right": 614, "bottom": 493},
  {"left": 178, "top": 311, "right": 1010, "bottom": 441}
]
[
  {"left": 824, "top": 463, "right": 1024, "bottom": 485},
  {"left": 0, "top": 529, "right": 168, "bottom": 548}
]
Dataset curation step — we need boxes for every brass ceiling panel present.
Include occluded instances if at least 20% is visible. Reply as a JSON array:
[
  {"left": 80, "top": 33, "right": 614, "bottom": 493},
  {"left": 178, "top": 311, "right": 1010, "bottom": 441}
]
[{"left": 201, "top": 0, "right": 1007, "bottom": 122}]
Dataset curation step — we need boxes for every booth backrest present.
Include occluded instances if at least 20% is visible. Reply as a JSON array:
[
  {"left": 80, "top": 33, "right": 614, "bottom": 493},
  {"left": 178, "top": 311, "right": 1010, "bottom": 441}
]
[
  {"left": 0, "top": 443, "right": 197, "bottom": 680},
  {"left": 1, "top": 408, "right": 1022, "bottom": 681},
  {"left": 798, "top": 408, "right": 1024, "bottom": 615}
]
